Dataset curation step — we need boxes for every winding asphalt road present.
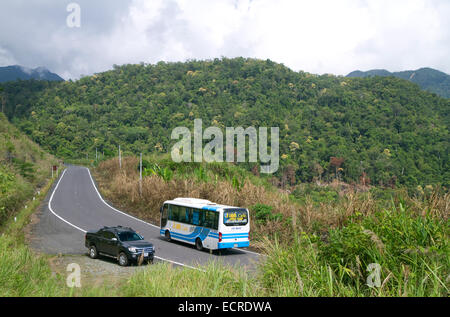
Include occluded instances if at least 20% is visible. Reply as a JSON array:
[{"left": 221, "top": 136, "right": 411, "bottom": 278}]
[{"left": 30, "top": 165, "right": 261, "bottom": 271}]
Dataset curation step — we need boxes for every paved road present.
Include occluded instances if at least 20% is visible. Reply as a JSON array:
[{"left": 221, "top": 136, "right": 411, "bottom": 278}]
[{"left": 30, "top": 165, "right": 261, "bottom": 271}]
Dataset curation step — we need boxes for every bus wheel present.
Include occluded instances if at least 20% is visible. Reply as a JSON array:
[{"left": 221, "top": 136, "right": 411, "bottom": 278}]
[
  {"left": 165, "top": 230, "right": 171, "bottom": 242},
  {"left": 195, "top": 238, "right": 203, "bottom": 251}
]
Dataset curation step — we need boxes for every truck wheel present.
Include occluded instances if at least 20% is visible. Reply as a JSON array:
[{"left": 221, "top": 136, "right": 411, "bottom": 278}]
[
  {"left": 165, "top": 230, "right": 171, "bottom": 242},
  {"left": 89, "top": 245, "right": 98, "bottom": 259},
  {"left": 118, "top": 252, "right": 129, "bottom": 266},
  {"left": 195, "top": 238, "right": 203, "bottom": 251}
]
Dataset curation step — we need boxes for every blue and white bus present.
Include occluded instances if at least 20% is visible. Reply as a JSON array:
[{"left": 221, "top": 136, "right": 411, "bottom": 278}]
[{"left": 159, "top": 198, "right": 250, "bottom": 251}]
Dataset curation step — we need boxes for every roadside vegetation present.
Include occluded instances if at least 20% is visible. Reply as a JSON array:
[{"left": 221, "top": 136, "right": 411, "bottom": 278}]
[
  {"left": 94, "top": 155, "right": 449, "bottom": 297},
  {"left": 0, "top": 114, "right": 115, "bottom": 296},
  {"left": 0, "top": 113, "right": 59, "bottom": 225}
]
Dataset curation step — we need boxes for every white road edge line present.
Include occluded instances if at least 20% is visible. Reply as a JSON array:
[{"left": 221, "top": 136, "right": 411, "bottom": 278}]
[
  {"left": 47, "top": 167, "right": 202, "bottom": 271},
  {"left": 85, "top": 167, "right": 160, "bottom": 229},
  {"left": 48, "top": 169, "right": 87, "bottom": 233},
  {"left": 85, "top": 167, "right": 261, "bottom": 257}
]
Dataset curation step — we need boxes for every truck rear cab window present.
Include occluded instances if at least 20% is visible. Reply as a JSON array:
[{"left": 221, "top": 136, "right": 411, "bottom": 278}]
[{"left": 101, "top": 231, "right": 115, "bottom": 239}]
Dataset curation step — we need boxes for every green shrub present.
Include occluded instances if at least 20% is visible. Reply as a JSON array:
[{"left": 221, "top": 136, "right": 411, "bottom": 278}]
[
  {"left": 0, "top": 167, "right": 15, "bottom": 194},
  {"left": 251, "top": 203, "right": 284, "bottom": 224},
  {"left": 0, "top": 166, "right": 32, "bottom": 225},
  {"left": 319, "top": 223, "right": 383, "bottom": 285},
  {"left": 194, "top": 166, "right": 209, "bottom": 182},
  {"left": 143, "top": 163, "right": 173, "bottom": 181},
  {"left": 292, "top": 184, "right": 340, "bottom": 204},
  {"left": 12, "top": 158, "right": 35, "bottom": 181}
]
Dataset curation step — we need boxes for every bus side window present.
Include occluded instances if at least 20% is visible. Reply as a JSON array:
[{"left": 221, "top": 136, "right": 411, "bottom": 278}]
[
  {"left": 168, "top": 204, "right": 172, "bottom": 220},
  {"left": 174, "top": 205, "right": 181, "bottom": 222},
  {"left": 185, "top": 208, "right": 191, "bottom": 224},
  {"left": 173, "top": 205, "right": 179, "bottom": 222},
  {"left": 172, "top": 205, "right": 178, "bottom": 222},
  {"left": 192, "top": 209, "right": 199, "bottom": 225},
  {"left": 213, "top": 212, "right": 219, "bottom": 230},
  {"left": 204, "top": 211, "right": 219, "bottom": 229},
  {"left": 204, "top": 211, "right": 213, "bottom": 229},
  {"left": 199, "top": 210, "right": 205, "bottom": 227},
  {"left": 204, "top": 211, "right": 209, "bottom": 228}
]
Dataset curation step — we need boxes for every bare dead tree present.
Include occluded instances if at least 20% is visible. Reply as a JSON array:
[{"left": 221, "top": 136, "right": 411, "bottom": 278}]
[{"left": 330, "top": 157, "right": 345, "bottom": 180}]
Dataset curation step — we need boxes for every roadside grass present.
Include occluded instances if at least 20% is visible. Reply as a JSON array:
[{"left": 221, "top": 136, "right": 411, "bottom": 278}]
[
  {"left": 259, "top": 204, "right": 449, "bottom": 297},
  {"left": 122, "top": 261, "right": 257, "bottom": 297},
  {"left": 0, "top": 170, "right": 119, "bottom": 297},
  {"left": 1, "top": 175, "right": 54, "bottom": 241},
  {"left": 0, "top": 233, "right": 121, "bottom": 296},
  {"left": 0, "top": 175, "right": 69, "bottom": 296},
  {"left": 0, "top": 234, "right": 65, "bottom": 296}
]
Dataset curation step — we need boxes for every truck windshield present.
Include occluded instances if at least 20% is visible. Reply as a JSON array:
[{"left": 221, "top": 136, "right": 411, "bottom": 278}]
[{"left": 118, "top": 231, "right": 143, "bottom": 241}]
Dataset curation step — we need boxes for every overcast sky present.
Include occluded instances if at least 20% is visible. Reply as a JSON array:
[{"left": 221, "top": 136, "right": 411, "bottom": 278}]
[{"left": 1, "top": 0, "right": 449, "bottom": 80}]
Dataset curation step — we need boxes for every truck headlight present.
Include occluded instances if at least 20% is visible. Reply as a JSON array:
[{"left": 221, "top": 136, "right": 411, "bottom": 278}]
[{"left": 128, "top": 247, "right": 137, "bottom": 253}]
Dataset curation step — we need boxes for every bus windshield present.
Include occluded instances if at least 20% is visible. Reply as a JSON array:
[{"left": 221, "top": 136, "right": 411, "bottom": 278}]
[{"left": 223, "top": 209, "right": 248, "bottom": 226}]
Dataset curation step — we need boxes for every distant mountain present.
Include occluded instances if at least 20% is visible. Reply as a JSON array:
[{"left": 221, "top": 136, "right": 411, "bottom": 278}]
[
  {"left": 347, "top": 67, "right": 450, "bottom": 98},
  {"left": 0, "top": 65, "right": 63, "bottom": 83}
]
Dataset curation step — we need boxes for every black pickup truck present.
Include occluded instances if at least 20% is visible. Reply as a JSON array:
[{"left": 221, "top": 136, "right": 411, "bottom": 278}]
[{"left": 85, "top": 226, "right": 155, "bottom": 266}]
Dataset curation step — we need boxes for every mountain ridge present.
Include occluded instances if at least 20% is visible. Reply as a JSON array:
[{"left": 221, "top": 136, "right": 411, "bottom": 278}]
[
  {"left": 346, "top": 67, "right": 450, "bottom": 98},
  {"left": 0, "top": 65, "right": 64, "bottom": 83}
]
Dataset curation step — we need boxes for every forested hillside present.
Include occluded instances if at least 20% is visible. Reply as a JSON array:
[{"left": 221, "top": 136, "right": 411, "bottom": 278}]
[{"left": 1, "top": 58, "right": 449, "bottom": 188}]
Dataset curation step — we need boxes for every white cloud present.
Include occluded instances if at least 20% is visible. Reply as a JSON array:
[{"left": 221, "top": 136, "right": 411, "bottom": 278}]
[
  {"left": 0, "top": 46, "right": 17, "bottom": 66},
  {"left": 0, "top": 0, "right": 449, "bottom": 79}
]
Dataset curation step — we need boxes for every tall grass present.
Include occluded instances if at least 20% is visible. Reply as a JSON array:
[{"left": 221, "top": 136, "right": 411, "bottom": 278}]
[
  {"left": 0, "top": 176, "right": 70, "bottom": 296},
  {"left": 0, "top": 234, "right": 122, "bottom": 297},
  {"left": 0, "top": 234, "right": 66, "bottom": 296},
  {"left": 122, "top": 262, "right": 257, "bottom": 297},
  {"left": 258, "top": 204, "right": 449, "bottom": 297}
]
